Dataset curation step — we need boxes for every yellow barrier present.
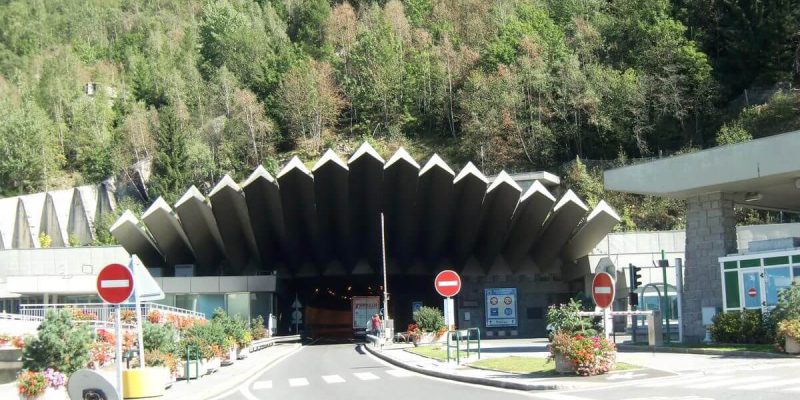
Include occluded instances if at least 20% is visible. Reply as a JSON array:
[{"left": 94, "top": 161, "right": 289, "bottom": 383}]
[{"left": 122, "top": 367, "right": 169, "bottom": 399}]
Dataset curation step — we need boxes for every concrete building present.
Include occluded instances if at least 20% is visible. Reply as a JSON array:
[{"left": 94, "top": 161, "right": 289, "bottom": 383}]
[{"left": 605, "top": 129, "right": 800, "bottom": 342}]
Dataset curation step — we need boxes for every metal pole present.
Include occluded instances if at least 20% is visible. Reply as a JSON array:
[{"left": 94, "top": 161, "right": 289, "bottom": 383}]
[
  {"left": 115, "top": 304, "right": 123, "bottom": 398},
  {"left": 380, "top": 213, "right": 389, "bottom": 340},
  {"left": 675, "top": 258, "right": 684, "bottom": 343},
  {"left": 131, "top": 258, "right": 145, "bottom": 368},
  {"left": 661, "top": 250, "right": 670, "bottom": 343}
]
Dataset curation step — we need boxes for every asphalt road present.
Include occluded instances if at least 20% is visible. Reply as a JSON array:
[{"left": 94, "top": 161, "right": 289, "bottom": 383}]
[{"left": 214, "top": 340, "right": 534, "bottom": 400}]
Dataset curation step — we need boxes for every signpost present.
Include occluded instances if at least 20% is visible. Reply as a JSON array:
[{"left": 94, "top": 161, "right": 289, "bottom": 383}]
[
  {"left": 435, "top": 270, "right": 461, "bottom": 330},
  {"left": 96, "top": 263, "right": 134, "bottom": 399},
  {"left": 592, "top": 272, "right": 615, "bottom": 339}
]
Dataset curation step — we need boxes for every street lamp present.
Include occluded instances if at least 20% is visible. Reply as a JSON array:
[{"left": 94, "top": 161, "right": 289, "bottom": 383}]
[{"left": 380, "top": 213, "right": 389, "bottom": 341}]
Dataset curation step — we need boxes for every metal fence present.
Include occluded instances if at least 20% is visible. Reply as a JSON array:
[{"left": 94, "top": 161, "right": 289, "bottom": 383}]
[{"left": 19, "top": 302, "right": 205, "bottom": 323}]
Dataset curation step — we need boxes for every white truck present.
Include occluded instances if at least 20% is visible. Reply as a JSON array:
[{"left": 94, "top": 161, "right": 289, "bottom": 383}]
[{"left": 352, "top": 296, "right": 380, "bottom": 337}]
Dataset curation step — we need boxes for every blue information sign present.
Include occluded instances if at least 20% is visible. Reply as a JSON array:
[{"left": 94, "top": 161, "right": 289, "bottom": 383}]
[{"left": 485, "top": 288, "right": 517, "bottom": 327}]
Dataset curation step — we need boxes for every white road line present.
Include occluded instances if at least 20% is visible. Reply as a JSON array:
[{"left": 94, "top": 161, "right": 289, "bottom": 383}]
[
  {"left": 322, "top": 374, "right": 346, "bottom": 384},
  {"left": 636, "top": 375, "right": 730, "bottom": 388},
  {"left": 353, "top": 372, "right": 380, "bottom": 380},
  {"left": 783, "top": 386, "right": 800, "bottom": 392},
  {"left": 385, "top": 369, "right": 415, "bottom": 378},
  {"left": 252, "top": 380, "right": 272, "bottom": 390},
  {"left": 730, "top": 377, "right": 800, "bottom": 390},
  {"left": 685, "top": 375, "right": 775, "bottom": 389},
  {"left": 528, "top": 392, "right": 591, "bottom": 400},
  {"left": 288, "top": 377, "right": 310, "bottom": 387}
]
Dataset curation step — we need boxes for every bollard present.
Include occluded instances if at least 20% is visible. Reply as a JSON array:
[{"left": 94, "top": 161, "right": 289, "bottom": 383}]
[{"left": 647, "top": 310, "right": 663, "bottom": 347}]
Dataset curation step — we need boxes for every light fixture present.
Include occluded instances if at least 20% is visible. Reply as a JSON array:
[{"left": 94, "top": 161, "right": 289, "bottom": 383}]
[{"left": 744, "top": 192, "right": 763, "bottom": 202}]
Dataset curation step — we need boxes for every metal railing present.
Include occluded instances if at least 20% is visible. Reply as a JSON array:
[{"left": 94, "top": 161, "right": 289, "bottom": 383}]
[
  {"left": 19, "top": 302, "right": 205, "bottom": 323},
  {"left": 446, "top": 328, "right": 481, "bottom": 364}
]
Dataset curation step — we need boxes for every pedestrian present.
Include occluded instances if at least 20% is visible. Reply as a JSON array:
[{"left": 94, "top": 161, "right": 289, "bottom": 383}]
[{"left": 370, "top": 313, "right": 382, "bottom": 337}]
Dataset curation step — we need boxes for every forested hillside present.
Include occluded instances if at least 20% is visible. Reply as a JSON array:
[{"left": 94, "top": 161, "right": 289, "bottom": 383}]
[{"left": 0, "top": 0, "right": 797, "bottom": 230}]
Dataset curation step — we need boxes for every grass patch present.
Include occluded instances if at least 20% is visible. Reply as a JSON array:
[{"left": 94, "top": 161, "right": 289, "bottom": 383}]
[
  {"left": 468, "top": 356, "right": 641, "bottom": 375},
  {"left": 405, "top": 345, "right": 448, "bottom": 362}
]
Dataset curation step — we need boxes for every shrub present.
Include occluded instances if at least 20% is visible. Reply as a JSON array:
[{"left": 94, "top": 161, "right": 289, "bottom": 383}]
[
  {"left": 413, "top": 307, "right": 445, "bottom": 333},
  {"left": 709, "top": 309, "right": 772, "bottom": 344},
  {"left": 546, "top": 299, "right": 598, "bottom": 337},
  {"left": 22, "top": 310, "right": 93, "bottom": 375},
  {"left": 777, "top": 320, "right": 800, "bottom": 339},
  {"left": 143, "top": 321, "right": 177, "bottom": 354},
  {"left": 251, "top": 315, "right": 268, "bottom": 340},
  {"left": 179, "top": 320, "right": 227, "bottom": 359},
  {"left": 212, "top": 308, "right": 251, "bottom": 349}
]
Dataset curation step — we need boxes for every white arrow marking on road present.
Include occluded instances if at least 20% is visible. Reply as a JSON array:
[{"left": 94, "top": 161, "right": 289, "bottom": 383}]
[
  {"left": 594, "top": 286, "right": 612, "bottom": 294},
  {"left": 606, "top": 372, "right": 647, "bottom": 380},
  {"left": 100, "top": 279, "right": 130, "bottom": 288},
  {"left": 438, "top": 280, "right": 458, "bottom": 287}
]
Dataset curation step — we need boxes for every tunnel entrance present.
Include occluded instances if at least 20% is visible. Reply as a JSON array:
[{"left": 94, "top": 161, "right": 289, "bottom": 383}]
[{"left": 279, "top": 274, "right": 444, "bottom": 339}]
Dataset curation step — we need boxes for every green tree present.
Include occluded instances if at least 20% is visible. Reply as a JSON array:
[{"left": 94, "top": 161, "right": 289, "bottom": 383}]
[
  {"left": 149, "top": 106, "right": 190, "bottom": 204},
  {"left": 22, "top": 310, "right": 93, "bottom": 374}
]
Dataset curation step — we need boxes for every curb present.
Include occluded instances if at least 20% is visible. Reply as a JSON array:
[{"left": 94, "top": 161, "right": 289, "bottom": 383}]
[
  {"left": 617, "top": 344, "right": 795, "bottom": 358},
  {"left": 198, "top": 339, "right": 303, "bottom": 400},
  {"left": 361, "top": 344, "right": 573, "bottom": 391}
]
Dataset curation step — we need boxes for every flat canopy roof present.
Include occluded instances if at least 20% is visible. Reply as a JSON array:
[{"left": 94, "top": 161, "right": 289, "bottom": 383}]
[{"left": 604, "top": 130, "right": 800, "bottom": 212}]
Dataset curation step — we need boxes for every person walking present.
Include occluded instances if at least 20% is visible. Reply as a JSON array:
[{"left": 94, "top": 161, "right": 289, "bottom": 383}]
[{"left": 370, "top": 313, "right": 382, "bottom": 337}]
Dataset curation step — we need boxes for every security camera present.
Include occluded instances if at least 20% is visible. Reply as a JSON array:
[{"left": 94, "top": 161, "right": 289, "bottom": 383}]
[{"left": 83, "top": 389, "right": 108, "bottom": 400}]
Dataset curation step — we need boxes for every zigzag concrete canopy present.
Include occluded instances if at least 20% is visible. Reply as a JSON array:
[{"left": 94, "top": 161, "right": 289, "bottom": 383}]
[{"left": 112, "top": 143, "right": 620, "bottom": 279}]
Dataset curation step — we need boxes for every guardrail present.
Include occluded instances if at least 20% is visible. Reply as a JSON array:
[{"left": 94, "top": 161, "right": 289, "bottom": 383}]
[
  {"left": 249, "top": 335, "right": 302, "bottom": 352},
  {"left": 446, "top": 328, "right": 480, "bottom": 364},
  {"left": 19, "top": 302, "right": 205, "bottom": 323}
]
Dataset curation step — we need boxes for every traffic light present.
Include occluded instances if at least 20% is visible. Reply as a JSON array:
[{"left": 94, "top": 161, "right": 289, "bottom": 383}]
[
  {"left": 628, "top": 263, "right": 642, "bottom": 290},
  {"left": 629, "top": 292, "right": 639, "bottom": 307}
]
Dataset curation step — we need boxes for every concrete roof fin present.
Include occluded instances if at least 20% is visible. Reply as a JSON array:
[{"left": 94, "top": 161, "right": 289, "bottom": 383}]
[
  {"left": 243, "top": 165, "right": 276, "bottom": 187},
  {"left": 142, "top": 197, "right": 173, "bottom": 219},
  {"left": 385, "top": 147, "right": 420, "bottom": 169},
  {"left": 313, "top": 149, "right": 349, "bottom": 171},
  {"left": 110, "top": 209, "right": 139, "bottom": 232},
  {"left": 587, "top": 200, "right": 621, "bottom": 221},
  {"left": 278, "top": 156, "right": 312, "bottom": 178},
  {"left": 419, "top": 154, "right": 455, "bottom": 177},
  {"left": 348, "top": 141, "right": 385, "bottom": 164},
  {"left": 175, "top": 186, "right": 206, "bottom": 208},
  {"left": 209, "top": 174, "right": 242, "bottom": 197},
  {"left": 520, "top": 180, "right": 556, "bottom": 202},
  {"left": 554, "top": 189, "right": 589, "bottom": 211},
  {"left": 487, "top": 170, "right": 522, "bottom": 193},
  {"left": 454, "top": 162, "right": 488, "bottom": 184}
]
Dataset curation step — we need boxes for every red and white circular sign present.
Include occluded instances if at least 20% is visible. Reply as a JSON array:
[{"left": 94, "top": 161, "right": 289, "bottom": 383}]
[
  {"left": 434, "top": 270, "right": 461, "bottom": 298},
  {"left": 748, "top": 288, "right": 757, "bottom": 297},
  {"left": 592, "top": 272, "right": 615, "bottom": 309},
  {"left": 96, "top": 263, "right": 134, "bottom": 304}
]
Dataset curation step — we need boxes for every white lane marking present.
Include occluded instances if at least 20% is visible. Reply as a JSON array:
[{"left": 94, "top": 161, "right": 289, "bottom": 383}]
[
  {"left": 594, "top": 286, "right": 612, "bottom": 294},
  {"left": 637, "top": 375, "right": 731, "bottom": 388},
  {"left": 784, "top": 386, "right": 800, "bottom": 392},
  {"left": 353, "top": 372, "right": 380, "bottom": 380},
  {"left": 289, "top": 377, "right": 310, "bottom": 387},
  {"left": 730, "top": 377, "right": 800, "bottom": 390},
  {"left": 385, "top": 369, "right": 415, "bottom": 378},
  {"left": 437, "top": 280, "right": 458, "bottom": 287},
  {"left": 100, "top": 279, "right": 129, "bottom": 288},
  {"left": 685, "top": 375, "right": 775, "bottom": 389},
  {"left": 252, "top": 380, "right": 272, "bottom": 390},
  {"left": 322, "top": 375, "right": 346, "bottom": 384},
  {"left": 528, "top": 393, "right": 591, "bottom": 400}
]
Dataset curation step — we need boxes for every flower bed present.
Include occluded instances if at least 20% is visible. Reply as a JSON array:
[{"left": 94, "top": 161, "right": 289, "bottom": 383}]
[
  {"left": 548, "top": 331, "right": 616, "bottom": 376},
  {"left": 16, "top": 368, "right": 67, "bottom": 400}
]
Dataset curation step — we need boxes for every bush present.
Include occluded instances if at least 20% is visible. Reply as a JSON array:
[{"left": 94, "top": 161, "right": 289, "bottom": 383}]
[
  {"left": 546, "top": 299, "right": 598, "bottom": 337},
  {"left": 709, "top": 309, "right": 772, "bottom": 344},
  {"left": 22, "top": 310, "right": 93, "bottom": 374},
  {"left": 179, "top": 321, "right": 226, "bottom": 359},
  {"left": 212, "top": 308, "right": 251, "bottom": 349},
  {"left": 770, "top": 283, "right": 800, "bottom": 346},
  {"left": 251, "top": 315, "right": 268, "bottom": 340},
  {"left": 143, "top": 321, "right": 177, "bottom": 354},
  {"left": 548, "top": 331, "right": 616, "bottom": 376},
  {"left": 413, "top": 307, "right": 445, "bottom": 333}
]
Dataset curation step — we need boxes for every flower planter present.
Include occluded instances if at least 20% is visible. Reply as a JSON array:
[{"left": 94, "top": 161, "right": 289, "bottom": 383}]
[
  {"left": 122, "top": 367, "right": 168, "bottom": 398},
  {"left": 786, "top": 336, "right": 800, "bottom": 354},
  {"left": 19, "top": 395, "right": 44, "bottom": 400},
  {"left": 176, "top": 361, "right": 201, "bottom": 380},
  {"left": 553, "top": 352, "right": 573, "bottom": 374},
  {"left": 236, "top": 346, "right": 249, "bottom": 360},
  {"left": 222, "top": 346, "right": 236, "bottom": 366}
]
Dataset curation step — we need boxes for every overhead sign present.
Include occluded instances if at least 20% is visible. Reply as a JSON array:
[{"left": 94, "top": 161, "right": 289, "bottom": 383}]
[
  {"left": 592, "top": 272, "right": 616, "bottom": 309},
  {"left": 96, "top": 264, "right": 134, "bottom": 304},
  {"left": 485, "top": 288, "right": 517, "bottom": 327},
  {"left": 434, "top": 270, "right": 462, "bottom": 297}
]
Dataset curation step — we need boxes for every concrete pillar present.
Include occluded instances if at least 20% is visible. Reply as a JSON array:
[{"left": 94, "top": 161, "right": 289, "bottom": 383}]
[{"left": 682, "top": 192, "right": 737, "bottom": 343}]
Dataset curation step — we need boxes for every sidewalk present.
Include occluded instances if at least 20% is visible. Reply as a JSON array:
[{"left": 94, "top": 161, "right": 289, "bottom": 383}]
[
  {"left": 362, "top": 338, "right": 799, "bottom": 391},
  {"left": 167, "top": 342, "right": 302, "bottom": 400}
]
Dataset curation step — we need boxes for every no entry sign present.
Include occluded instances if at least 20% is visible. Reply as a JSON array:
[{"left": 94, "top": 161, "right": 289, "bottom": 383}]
[
  {"left": 96, "top": 263, "right": 134, "bottom": 304},
  {"left": 592, "top": 272, "right": 615, "bottom": 309},
  {"left": 748, "top": 287, "right": 757, "bottom": 297},
  {"left": 435, "top": 270, "right": 462, "bottom": 297}
]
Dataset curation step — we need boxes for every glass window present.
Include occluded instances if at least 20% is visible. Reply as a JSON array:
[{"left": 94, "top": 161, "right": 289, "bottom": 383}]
[
  {"left": 226, "top": 293, "right": 250, "bottom": 321},
  {"left": 793, "top": 266, "right": 800, "bottom": 283},
  {"left": 765, "top": 267, "right": 792, "bottom": 307},
  {"left": 742, "top": 271, "right": 762, "bottom": 308}
]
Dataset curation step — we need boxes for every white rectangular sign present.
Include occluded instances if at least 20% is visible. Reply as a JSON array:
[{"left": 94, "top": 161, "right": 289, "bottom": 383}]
[
  {"left": 352, "top": 296, "right": 380, "bottom": 329},
  {"left": 485, "top": 288, "right": 518, "bottom": 327}
]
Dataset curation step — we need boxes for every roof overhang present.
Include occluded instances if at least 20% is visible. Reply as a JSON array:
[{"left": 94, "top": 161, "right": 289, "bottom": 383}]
[{"left": 604, "top": 130, "right": 800, "bottom": 212}]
